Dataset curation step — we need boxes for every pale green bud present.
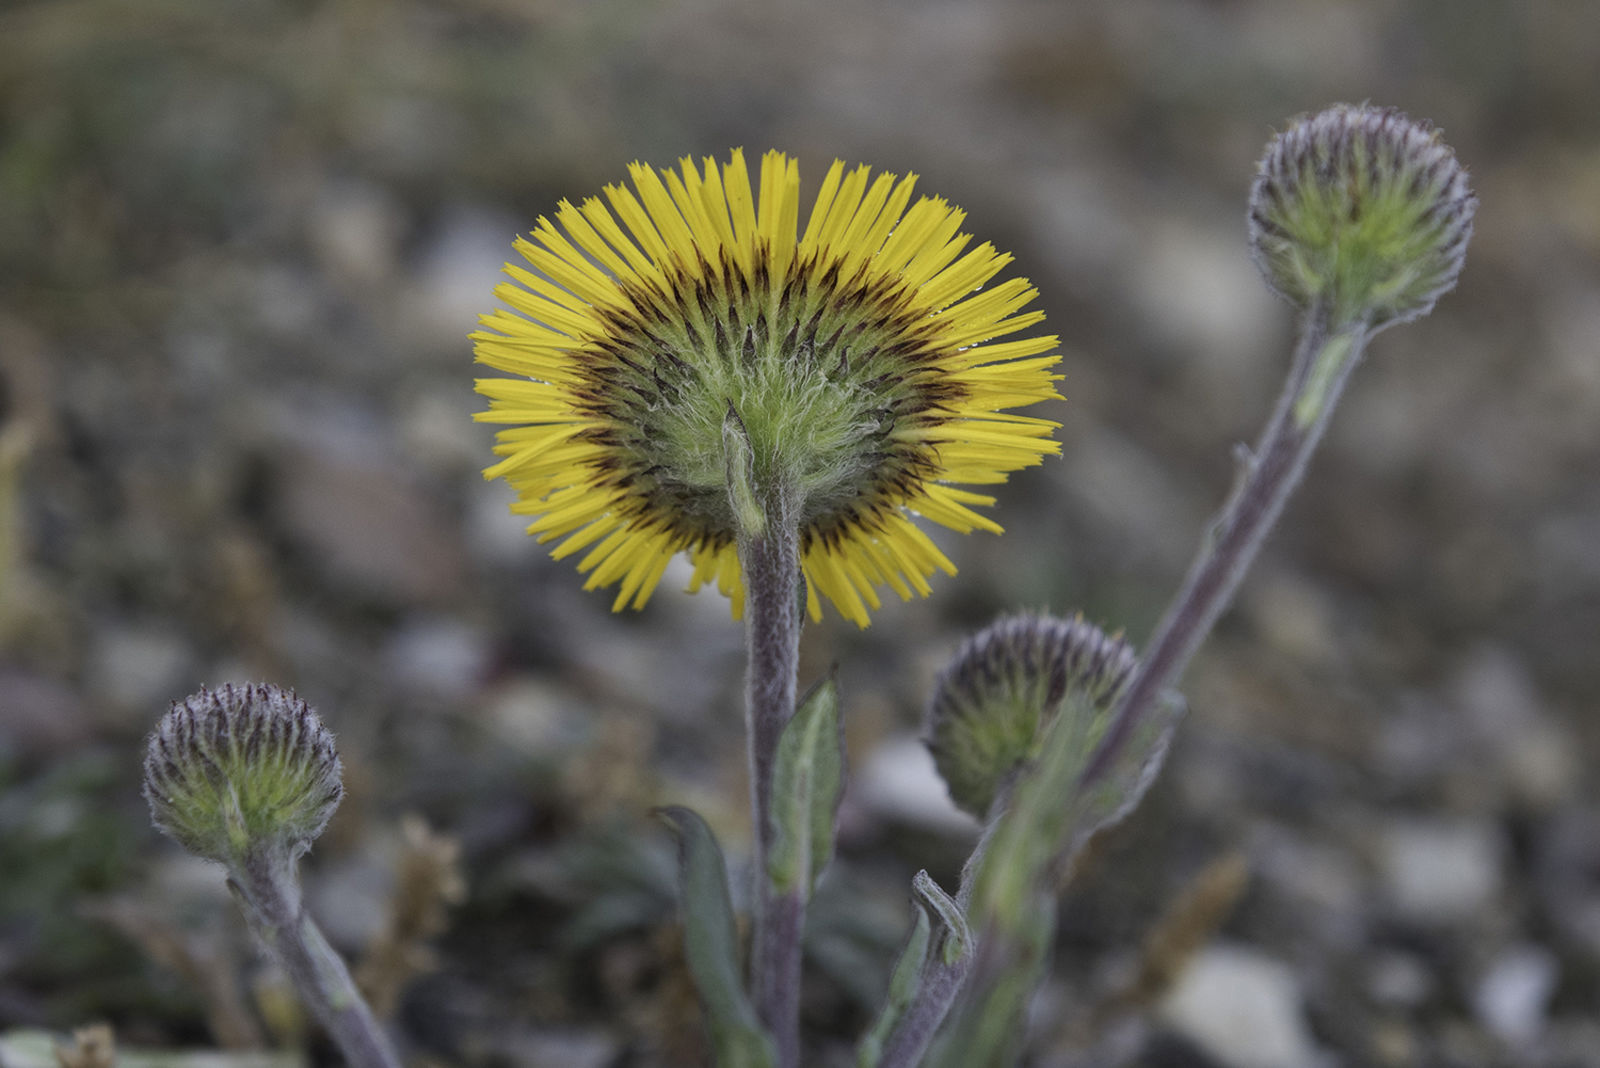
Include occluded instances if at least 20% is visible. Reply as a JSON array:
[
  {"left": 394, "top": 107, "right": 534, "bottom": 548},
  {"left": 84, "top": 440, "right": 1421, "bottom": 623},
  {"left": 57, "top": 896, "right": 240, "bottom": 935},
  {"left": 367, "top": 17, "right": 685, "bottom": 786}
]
[
  {"left": 925, "top": 614, "right": 1135, "bottom": 818},
  {"left": 143, "top": 684, "right": 343, "bottom": 868},
  {"left": 1249, "top": 104, "right": 1476, "bottom": 328}
]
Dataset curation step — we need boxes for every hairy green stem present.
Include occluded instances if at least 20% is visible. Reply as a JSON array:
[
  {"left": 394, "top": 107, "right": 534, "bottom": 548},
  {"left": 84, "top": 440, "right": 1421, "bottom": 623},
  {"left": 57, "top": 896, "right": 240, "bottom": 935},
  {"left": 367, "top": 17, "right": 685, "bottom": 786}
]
[
  {"left": 878, "top": 949, "right": 974, "bottom": 1068},
  {"left": 738, "top": 485, "right": 805, "bottom": 1068},
  {"left": 916, "top": 708, "right": 1079, "bottom": 1067},
  {"left": 877, "top": 804, "right": 1000, "bottom": 1068},
  {"left": 230, "top": 851, "right": 401, "bottom": 1068},
  {"left": 914, "top": 304, "right": 1369, "bottom": 1067},
  {"left": 1085, "top": 302, "right": 1367, "bottom": 789},
  {"left": 924, "top": 911, "right": 1051, "bottom": 1068}
]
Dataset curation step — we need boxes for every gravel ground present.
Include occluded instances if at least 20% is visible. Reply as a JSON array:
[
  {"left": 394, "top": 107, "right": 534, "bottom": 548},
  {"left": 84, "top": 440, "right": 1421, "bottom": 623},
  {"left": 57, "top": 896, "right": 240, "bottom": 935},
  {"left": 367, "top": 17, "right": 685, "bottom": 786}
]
[{"left": 2, "top": 2, "right": 1597, "bottom": 1065}]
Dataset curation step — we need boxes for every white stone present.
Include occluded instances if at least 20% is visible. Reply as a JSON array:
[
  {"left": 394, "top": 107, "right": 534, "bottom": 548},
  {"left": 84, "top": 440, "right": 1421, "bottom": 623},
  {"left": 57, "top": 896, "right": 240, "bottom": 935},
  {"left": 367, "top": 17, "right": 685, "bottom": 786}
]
[
  {"left": 1449, "top": 645, "right": 1579, "bottom": 808},
  {"left": 88, "top": 625, "right": 194, "bottom": 714},
  {"left": 310, "top": 180, "right": 404, "bottom": 286},
  {"left": 400, "top": 387, "right": 489, "bottom": 473},
  {"left": 409, "top": 202, "right": 524, "bottom": 347},
  {"left": 1379, "top": 820, "right": 1503, "bottom": 922},
  {"left": 1159, "top": 944, "right": 1320, "bottom": 1068},
  {"left": 852, "top": 734, "right": 978, "bottom": 835},
  {"left": 383, "top": 615, "right": 489, "bottom": 699},
  {"left": 1130, "top": 219, "right": 1280, "bottom": 391},
  {"left": 1474, "top": 944, "right": 1558, "bottom": 1048},
  {"left": 502, "top": 1029, "right": 617, "bottom": 1068},
  {"left": 481, "top": 676, "right": 586, "bottom": 756}
]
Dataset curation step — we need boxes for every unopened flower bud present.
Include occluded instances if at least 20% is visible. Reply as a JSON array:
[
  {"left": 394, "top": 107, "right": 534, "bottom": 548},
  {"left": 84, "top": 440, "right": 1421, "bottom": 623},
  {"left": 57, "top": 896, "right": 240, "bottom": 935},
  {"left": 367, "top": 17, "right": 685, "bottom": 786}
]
[
  {"left": 143, "top": 684, "right": 343, "bottom": 867},
  {"left": 926, "top": 614, "right": 1136, "bottom": 818},
  {"left": 1249, "top": 104, "right": 1476, "bottom": 328}
]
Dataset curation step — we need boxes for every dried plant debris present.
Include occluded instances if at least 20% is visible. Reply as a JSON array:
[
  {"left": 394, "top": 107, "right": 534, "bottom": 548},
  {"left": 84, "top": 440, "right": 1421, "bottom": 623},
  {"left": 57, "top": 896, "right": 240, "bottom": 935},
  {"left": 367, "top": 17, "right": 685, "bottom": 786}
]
[
  {"left": 83, "top": 897, "right": 263, "bottom": 1051},
  {"left": 53, "top": 1025, "right": 114, "bottom": 1068},
  {"left": 356, "top": 814, "right": 467, "bottom": 1018},
  {"left": 1, "top": 1026, "right": 303, "bottom": 1068},
  {"left": 1085, "top": 851, "right": 1251, "bottom": 1033}
]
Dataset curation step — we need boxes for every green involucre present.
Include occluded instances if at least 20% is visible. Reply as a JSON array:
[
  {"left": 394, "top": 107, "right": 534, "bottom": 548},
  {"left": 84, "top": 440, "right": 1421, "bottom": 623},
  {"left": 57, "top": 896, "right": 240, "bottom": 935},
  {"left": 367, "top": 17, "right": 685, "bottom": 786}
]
[
  {"left": 591, "top": 260, "right": 957, "bottom": 547},
  {"left": 924, "top": 614, "right": 1135, "bottom": 819},
  {"left": 1249, "top": 104, "right": 1476, "bottom": 328},
  {"left": 143, "top": 684, "right": 343, "bottom": 867}
]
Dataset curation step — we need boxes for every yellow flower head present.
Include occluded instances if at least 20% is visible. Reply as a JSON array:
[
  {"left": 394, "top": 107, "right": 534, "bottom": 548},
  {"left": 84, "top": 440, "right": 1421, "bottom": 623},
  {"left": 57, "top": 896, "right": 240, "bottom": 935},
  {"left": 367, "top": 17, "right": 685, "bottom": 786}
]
[{"left": 473, "top": 150, "right": 1062, "bottom": 627}]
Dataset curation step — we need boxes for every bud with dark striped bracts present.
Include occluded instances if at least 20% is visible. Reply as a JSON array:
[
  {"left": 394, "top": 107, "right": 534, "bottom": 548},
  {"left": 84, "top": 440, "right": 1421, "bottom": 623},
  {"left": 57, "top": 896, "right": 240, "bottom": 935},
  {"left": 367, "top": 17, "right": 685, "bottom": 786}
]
[
  {"left": 926, "top": 614, "right": 1136, "bottom": 819},
  {"left": 143, "top": 683, "right": 343, "bottom": 868},
  {"left": 1249, "top": 104, "right": 1476, "bottom": 329}
]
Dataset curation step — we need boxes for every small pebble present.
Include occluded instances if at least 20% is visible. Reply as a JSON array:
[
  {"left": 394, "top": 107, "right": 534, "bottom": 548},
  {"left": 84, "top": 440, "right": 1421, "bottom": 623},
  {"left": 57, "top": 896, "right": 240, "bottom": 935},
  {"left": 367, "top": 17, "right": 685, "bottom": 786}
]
[
  {"left": 852, "top": 735, "right": 978, "bottom": 835},
  {"left": 0, "top": 670, "right": 91, "bottom": 759},
  {"left": 1159, "top": 944, "right": 1320, "bottom": 1068},
  {"left": 409, "top": 202, "right": 525, "bottom": 347},
  {"left": 1474, "top": 943, "right": 1558, "bottom": 1048},
  {"left": 502, "top": 1028, "right": 618, "bottom": 1068},
  {"left": 87, "top": 625, "right": 195, "bottom": 715},
  {"left": 481, "top": 676, "right": 587, "bottom": 756},
  {"left": 1378, "top": 819, "right": 1503, "bottom": 923},
  {"left": 383, "top": 615, "right": 490, "bottom": 700},
  {"left": 309, "top": 179, "right": 405, "bottom": 286},
  {"left": 269, "top": 410, "right": 466, "bottom": 606}
]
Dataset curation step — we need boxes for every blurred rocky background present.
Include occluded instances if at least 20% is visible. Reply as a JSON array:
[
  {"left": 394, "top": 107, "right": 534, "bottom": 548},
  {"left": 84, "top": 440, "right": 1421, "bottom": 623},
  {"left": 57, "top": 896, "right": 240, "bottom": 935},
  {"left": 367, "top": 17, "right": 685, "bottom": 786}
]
[{"left": 0, "top": 1, "right": 1596, "bottom": 1065}]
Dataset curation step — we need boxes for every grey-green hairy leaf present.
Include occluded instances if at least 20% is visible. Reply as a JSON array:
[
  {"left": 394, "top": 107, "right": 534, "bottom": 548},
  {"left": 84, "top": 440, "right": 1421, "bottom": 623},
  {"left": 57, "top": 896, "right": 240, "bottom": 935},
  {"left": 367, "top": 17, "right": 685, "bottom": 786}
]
[
  {"left": 721, "top": 405, "right": 766, "bottom": 539},
  {"left": 870, "top": 872, "right": 974, "bottom": 1068},
  {"left": 854, "top": 903, "right": 930, "bottom": 1067},
  {"left": 657, "top": 807, "right": 776, "bottom": 1068},
  {"left": 1068, "top": 691, "right": 1184, "bottom": 864},
  {"left": 911, "top": 870, "right": 971, "bottom": 967},
  {"left": 767, "top": 673, "right": 844, "bottom": 894}
]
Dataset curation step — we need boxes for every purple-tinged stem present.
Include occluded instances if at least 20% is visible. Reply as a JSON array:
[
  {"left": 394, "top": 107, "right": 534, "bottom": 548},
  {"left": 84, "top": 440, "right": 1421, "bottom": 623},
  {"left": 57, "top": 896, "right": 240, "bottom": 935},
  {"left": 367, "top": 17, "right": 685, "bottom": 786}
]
[
  {"left": 230, "top": 851, "right": 402, "bottom": 1068},
  {"left": 875, "top": 806, "right": 1001, "bottom": 1068},
  {"left": 1084, "top": 303, "right": 1367, "bottom": 789},
  {"left": 876, "top": 943, "right": 973, "bottom": 1068},
  {"left": 738, "top": 486, "right": 805, "bottom": 1068}
]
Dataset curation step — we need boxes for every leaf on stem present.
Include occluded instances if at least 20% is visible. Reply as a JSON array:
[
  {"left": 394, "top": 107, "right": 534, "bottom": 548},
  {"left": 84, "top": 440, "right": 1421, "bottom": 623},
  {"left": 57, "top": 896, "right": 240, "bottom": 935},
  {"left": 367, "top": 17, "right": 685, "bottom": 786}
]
[
  {"left": 657, "top": 806, "right": 777, "bottom": 1068},
  {"left": 722, "top": 404, "right": 767, "bottom": 540},
  {"left": 854, "top": 902, "right": 930, "bottom": 1067},
  {"left": 767, "top": 673, "right": 845, "bottom": 895},
  {"left": 911, "top": 871, "right": 971, "bottom": 968},
  {"left": 971, "top": 687, "right": 1183, "bottom": 935},
  {"left": 862, "top": 872, "right": 973, "bottom": 1068},
  {"left": 1068, "top": 691, "right": 1185, "bottom": 869}
]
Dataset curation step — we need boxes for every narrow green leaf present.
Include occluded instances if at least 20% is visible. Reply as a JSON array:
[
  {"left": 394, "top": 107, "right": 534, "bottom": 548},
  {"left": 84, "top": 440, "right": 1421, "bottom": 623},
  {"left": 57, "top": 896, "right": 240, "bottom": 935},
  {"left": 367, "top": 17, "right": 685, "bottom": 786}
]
[
  {"left": 968, "top": 689, "right": 1097, "bottom": 934},
  {"left": 657, "top": 806, "right": 777, "bottom": 1068},
  {"left": 866, "top": 872, "right": 975, "bottom": 1068},
  {"left": 970, "top": 688, "right": 1184, "bottom": 935},
  {"left": 722, "top": 405, "right": 766, "bottom": 539},
  {"left": 767, "top": 672, "right": 844, "bottom": 894},
  {"left": 911, "top": 870, "right": 971, "bottom": 967},
  {"left": 854, "top": 903, "right": 930, "bottom": 1067},
  {"left": 1067, "top": 690, "right": 1185, "bottom": 864},
  {"left": 1292, "top": 329, "right": 1360, "bottom": 428}
]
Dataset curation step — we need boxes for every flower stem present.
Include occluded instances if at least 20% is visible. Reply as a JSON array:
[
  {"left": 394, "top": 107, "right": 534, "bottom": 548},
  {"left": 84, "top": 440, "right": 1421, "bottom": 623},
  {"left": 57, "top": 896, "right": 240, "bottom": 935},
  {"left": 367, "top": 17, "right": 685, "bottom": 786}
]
[
  {"left": 738, "top": 485, "right": 805, "bottom": 1068},
  {"left": 915, "top": 915, "right": 1048, "bottom": 1068},
  {"left": 905, "top": 708, "right": 1073, "bottom": 1067},
  {"left": 1084, "top": 303, "right": 1368, "bottom": 789},
  {"left": 230, "top": 851, "right": 402, "bottom": 1068},
  {"left": 876, "top": 943, "right": 974, "bottom": 1068}
]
